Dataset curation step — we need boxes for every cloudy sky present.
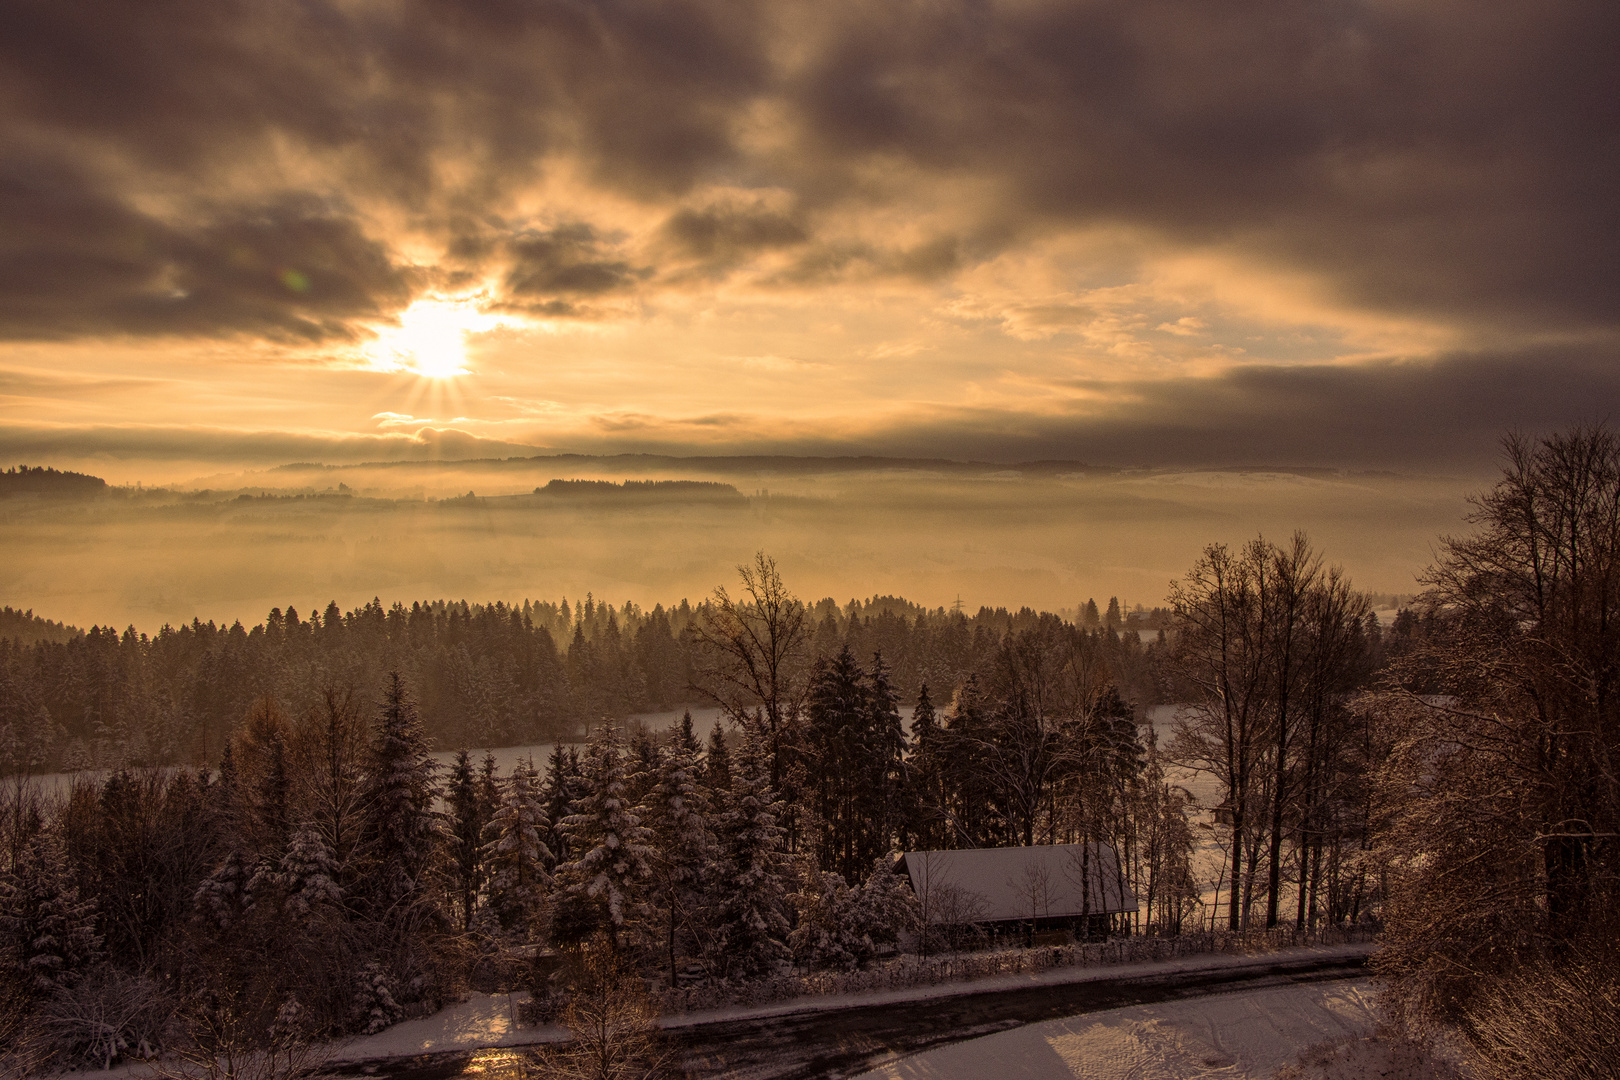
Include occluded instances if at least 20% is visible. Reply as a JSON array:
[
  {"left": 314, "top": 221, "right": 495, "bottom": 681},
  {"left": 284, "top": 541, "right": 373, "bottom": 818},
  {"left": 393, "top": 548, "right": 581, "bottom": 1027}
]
[{"left": 3, "top": 0, "right": 1615, "bottom": 479}]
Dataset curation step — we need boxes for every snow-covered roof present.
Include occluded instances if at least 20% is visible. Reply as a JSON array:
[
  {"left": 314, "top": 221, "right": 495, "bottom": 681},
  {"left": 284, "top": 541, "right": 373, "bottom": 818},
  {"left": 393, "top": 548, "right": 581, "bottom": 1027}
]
[{"left": 895, "top": 845, "right": 1137, "bottom": 923}]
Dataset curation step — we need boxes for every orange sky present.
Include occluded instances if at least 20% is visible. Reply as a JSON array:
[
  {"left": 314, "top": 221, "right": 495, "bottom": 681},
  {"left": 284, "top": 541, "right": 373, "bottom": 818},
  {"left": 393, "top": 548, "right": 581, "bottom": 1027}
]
[{"left": 2, "top": 0, "right": 1616, "bottom": 483}]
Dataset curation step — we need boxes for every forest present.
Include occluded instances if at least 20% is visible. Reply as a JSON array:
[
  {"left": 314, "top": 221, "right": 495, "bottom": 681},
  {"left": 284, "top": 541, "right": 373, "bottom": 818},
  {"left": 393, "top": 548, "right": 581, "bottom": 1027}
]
[
  {"left": 0, "top": 427, "right": 1615, "bottom": 1080},
  {"left": 0, "top": 591, "right": 1185, "bottom": 775}
]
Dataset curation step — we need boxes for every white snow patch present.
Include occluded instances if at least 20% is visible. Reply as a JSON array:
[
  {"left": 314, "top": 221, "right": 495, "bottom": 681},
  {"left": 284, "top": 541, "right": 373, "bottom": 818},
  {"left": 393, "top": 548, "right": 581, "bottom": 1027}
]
[
  {"left": 327, "top": 992, "right": 566, "bottom": 1063},
  {"left": 854, "top": 978, "right": 1379, "bottom": 1080}
]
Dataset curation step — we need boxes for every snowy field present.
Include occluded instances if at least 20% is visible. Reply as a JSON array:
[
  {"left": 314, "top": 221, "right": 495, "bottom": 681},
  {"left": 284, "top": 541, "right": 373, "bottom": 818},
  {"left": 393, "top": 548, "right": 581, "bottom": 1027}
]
[
  {"left": 1144, "top": 704, "right": 1258, "bottom": 929},
  {"left": 854, "top": 978, "right": 1379, "bottom": 1080}
]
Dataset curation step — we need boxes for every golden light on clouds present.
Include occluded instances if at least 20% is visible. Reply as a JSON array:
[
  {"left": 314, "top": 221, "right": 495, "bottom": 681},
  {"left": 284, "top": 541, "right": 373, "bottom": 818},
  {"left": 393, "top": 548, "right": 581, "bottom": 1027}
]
[{"left": 0, "top": 0, "right": 1611, "bottom": 479}]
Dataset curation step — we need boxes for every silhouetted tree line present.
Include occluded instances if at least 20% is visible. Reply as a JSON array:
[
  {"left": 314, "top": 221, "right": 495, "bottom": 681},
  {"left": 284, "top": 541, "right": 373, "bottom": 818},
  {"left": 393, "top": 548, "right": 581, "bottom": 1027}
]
[
  {"left": 0, "top": 591, "right": 1185, "bottom": 777},
  {"left": 0, "top": 466, "right": 107, "bottom": 497}
]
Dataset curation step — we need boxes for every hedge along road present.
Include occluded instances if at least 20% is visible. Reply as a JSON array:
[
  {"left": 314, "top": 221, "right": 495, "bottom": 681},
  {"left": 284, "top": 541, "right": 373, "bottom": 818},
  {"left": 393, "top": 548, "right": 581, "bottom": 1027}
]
[{"left": 337, "top": 949, "right": 1372, "bottom": 1080}]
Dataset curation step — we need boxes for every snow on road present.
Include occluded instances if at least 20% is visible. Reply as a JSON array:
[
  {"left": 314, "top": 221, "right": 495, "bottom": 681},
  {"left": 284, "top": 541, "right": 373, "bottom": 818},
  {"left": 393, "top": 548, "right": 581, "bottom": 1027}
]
[
  {"left": 325, "top": 993, "right": 564, "bottom": 1063},
  {"left": 854, "top": 979, "right": 1378, "bottom": 1080}
]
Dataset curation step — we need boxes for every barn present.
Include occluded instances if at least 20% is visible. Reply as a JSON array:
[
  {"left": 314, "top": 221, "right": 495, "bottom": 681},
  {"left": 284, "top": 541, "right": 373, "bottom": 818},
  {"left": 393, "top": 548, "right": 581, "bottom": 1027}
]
[{"left": 894, "top": 844, "right": 1138, "bottom": 941}]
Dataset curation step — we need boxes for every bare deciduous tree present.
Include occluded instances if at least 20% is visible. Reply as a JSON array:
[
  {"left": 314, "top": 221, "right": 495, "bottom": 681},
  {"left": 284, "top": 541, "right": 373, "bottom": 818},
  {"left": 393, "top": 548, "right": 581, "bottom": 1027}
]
[
  {"left": 691, "top": 552, "right": 808, "bottom": 787},
  {"left": 1374, "top": 425, "right": 1620, "bottom": 1064}
]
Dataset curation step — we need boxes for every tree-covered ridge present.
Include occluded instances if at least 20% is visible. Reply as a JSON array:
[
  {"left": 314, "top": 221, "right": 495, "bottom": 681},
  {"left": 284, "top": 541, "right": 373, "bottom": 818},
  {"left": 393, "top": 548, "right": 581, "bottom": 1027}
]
[
  {"left": 535, "top": 478, "right": 745, "bottom": 500},
  {"left": 0, "top": 466, "right": 106, "bottom": 497},
  {"left": 0, "top": 608, "right": 79, "bottom": 648},
  {"left": 0, "top": 593, "right": 1189, "bottom": 775}
]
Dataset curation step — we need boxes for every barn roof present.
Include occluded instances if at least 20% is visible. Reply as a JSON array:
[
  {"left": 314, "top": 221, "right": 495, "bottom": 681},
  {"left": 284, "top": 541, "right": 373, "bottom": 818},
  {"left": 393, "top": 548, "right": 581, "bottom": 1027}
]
[{"left": 894, "top": 844, "right": 1137, "bottom": 923}]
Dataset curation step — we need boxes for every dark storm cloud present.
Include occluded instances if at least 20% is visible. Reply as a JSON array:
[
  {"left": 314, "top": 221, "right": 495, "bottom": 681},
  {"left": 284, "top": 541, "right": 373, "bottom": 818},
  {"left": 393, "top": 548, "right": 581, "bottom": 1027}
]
[
  {"left": 0, "top": 422, "right": 544, "bottom": 466},
  {"left": 846, "top": 345, "right": 1620, "bottom": 472},
  {"left": 0, "top": 0, "right": 769, "bottom": 338},
  {"left": 501, "top": 224, "right": 649, "bottom": 316},
  {"left": 0, "top": 0, "right": 1614, "bottom": 339},
  {"left": 656, "top": 201, "right": 809, "bottom": 280},
  {"left": 788, "top": 0, "right": 1620, "bottom": 331},
  {"left": 0, "top": 146, "right": 415, "bottom": 341}
]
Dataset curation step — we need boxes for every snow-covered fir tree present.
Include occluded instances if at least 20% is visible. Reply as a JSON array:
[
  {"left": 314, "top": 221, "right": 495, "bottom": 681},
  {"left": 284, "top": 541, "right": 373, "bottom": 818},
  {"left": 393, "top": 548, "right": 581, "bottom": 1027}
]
[
  {"left": 552, "top": 723, "right": 653, "bottom": 953},
  {"left": 643, "top": 712, "right": 716, "bottom": 975},
  {"left": 0, "top": 827, "right": 102, "bottom": 996},
  {"left": 710, "top": 718, "right": 790, "bottom": 979},
  {"left": 195, "top": 847, "right": 256, "bottom": 930},
  {"left": 789, "top": 856, "right": 917, "bottom": 971},
  {"left": 481, "top": 756, "right": 551, "bottom": 937},
  {"left": 538, "top": 744, "right": 583, "bottom": 870},
  {"left": 356, "top": 673, "right": 440, "bottom": 919},
  {"left": 704, "top": 721, "right": 731, "bottom": 794},
  {"left": 278, "top": 823, "right": 343, "bottom": 919}
]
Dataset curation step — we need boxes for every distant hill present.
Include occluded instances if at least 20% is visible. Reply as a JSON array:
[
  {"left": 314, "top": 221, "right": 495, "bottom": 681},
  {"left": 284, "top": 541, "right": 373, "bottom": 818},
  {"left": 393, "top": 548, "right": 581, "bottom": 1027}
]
[
  {"left": 270, "top": 454, "right": 1116, "bottom": 478},
  {"left": 0, "top": 607, "right": 81, "bottom": 645},
  {"left": 0, "top": 465, "right": 108, "bottom": 496},
  {"left": 534, "top": 478, "right": 747, "bottom": 501}
]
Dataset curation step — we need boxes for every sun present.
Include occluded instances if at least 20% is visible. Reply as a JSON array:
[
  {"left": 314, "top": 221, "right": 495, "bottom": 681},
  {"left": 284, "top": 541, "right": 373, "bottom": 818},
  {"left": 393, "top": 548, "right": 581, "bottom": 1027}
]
[{"left": 365, "top": 297, "right": 506, "bottom": 378}]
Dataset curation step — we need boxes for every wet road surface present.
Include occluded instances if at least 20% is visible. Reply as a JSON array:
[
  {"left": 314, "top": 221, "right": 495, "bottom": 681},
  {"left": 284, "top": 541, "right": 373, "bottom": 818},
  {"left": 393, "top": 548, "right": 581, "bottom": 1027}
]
[{"left": 332, "top": 951, "right": 1369, "bottom": 1080}]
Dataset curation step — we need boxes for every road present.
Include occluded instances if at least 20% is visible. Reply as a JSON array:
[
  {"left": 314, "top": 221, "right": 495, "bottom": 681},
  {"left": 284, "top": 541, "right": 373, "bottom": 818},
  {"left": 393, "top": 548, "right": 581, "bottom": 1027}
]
[{"left": 335, "top": 951, "right": 1369, "bottom": 1080}]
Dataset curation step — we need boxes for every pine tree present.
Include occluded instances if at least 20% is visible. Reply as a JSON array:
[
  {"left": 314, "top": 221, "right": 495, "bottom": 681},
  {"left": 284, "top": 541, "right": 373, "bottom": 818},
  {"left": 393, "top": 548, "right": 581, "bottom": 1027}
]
[
  {"left": 552, "top": 724, "right": 653, "bottom": 953},
  {"left": 356, "top": 673, "right": 439, "bottom": 919},
  {"left": 0, "top": 827, "right": 102, "bottom": 996},
  {"left": 482, "top": 756, "right": 551, "bottom": 937},
  {"left": 710, "top": 719, "right": 789, "bottom": 979}
]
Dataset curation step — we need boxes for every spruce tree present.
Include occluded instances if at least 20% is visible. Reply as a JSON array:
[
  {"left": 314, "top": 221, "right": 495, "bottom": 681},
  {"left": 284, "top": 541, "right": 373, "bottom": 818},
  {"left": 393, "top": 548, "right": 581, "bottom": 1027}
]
[
  {"left": 539, "top": 744, "right": 582, "bottom": 870},
  {"left": 862, "top": 652, "right": 906, "bottom": 875},
  {"left": 710, "top": 719, "right": 789, "bottom": 979},
  {"left": 0, "top": 827, "right": 102, "bottom": 996},
  {"left": 552, "top": 724, "right": 653, "bottom": 953},
  {"left": 279, "top": 823, "right": 342, "bottom": 920},
  {"left": 446, "top": 749, "right": 487, "bottom": 930},
  {"left": 905, "top": 682, "right": 947, "bottom": 850},
  {"left": 356, "top": 673, "right": 439, "bottom": 919},
  {"left": 482, "top": 756, "right": 551, "bottom": 937},
  {"left": 704, "top": 721, "right": 731, "bottom": 794},
  {"left": 643, "top": 716, "right": 715, "bottom": 976},
  {"left": 939, "top": 675, "right": 1000, "bottom": 847}
]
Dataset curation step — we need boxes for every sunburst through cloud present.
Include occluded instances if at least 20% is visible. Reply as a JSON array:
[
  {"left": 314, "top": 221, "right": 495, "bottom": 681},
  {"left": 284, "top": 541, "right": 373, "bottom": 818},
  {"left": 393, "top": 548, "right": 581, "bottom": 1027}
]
[{"left": 363, "top": 297, "right": 511, "bottom": 380}]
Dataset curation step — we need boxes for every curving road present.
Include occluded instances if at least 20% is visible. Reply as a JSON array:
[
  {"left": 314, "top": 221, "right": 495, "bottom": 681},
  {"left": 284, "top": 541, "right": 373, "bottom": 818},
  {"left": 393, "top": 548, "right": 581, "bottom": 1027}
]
[{"left": 336, "top": 951, "right": 1370, "bottom": 1080}]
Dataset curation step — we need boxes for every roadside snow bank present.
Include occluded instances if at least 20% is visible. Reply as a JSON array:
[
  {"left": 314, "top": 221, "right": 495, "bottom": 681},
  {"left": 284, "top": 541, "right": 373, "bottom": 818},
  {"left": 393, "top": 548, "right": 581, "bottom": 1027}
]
[
  {"left": 326, "top": 992, "right": 566, "bottom": 1063},
  {"left": 854, "top": 978, "right": 1379, "bottom": 1080},
  {"left": 658, "top": 942, "right": 1372, "bottom": 1029}
]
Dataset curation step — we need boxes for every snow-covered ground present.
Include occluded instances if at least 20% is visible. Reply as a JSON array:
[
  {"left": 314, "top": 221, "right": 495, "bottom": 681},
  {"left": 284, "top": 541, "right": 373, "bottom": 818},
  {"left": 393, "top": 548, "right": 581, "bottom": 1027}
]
[{"left": 854, "top": 978, "right": 1379, "bottom": 1080}]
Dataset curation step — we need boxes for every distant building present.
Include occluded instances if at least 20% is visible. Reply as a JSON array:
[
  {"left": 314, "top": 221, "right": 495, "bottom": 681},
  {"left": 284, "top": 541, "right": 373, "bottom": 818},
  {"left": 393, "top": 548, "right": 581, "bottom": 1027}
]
[{"left": 894, "top": 844, "right": 1137, "bottom": 939}]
